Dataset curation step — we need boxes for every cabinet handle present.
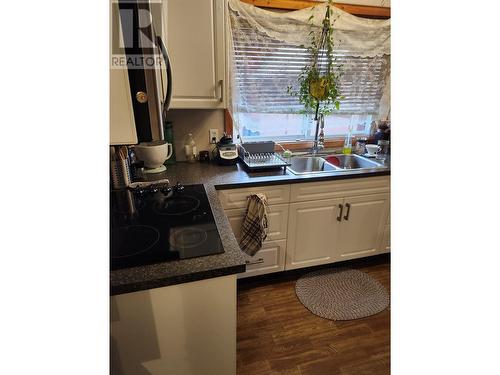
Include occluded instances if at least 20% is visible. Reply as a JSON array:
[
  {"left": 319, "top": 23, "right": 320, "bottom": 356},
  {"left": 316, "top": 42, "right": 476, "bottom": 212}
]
[
  {"left": 219, "top": 79, "right": 224, "bottom": 102},
  {"left": 245, "top": 258, "right": 264, "bottom": 265},
  {"left": 343, "top": 203, "right": 351, "bottom": 220},
  {"left": 337, "top": 204, "right": 343, "bottom": 221}
]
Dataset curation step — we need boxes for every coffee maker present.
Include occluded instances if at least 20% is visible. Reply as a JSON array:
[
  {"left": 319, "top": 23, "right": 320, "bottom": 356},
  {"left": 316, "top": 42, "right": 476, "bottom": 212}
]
[{"left": 214, "top": 134, "right": 238, "bottom": 165}]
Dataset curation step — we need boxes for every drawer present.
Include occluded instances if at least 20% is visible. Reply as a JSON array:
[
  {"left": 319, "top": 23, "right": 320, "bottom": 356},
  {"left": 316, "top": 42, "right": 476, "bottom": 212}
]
[
  {"left": 218, "top": 185, "right": 290, "bottom": 209},
  {"left": 290, "top": 176, "right": 390, "bottom": 203},
  {"left": 225, "top": 204, "right": 289, "bottom": 242},
  {"left": 239, "top": 239, "right": 286, "bottom": 278}
]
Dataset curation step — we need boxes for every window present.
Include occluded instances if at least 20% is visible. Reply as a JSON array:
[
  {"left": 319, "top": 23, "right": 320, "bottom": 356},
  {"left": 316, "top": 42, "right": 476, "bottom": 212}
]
[{"left": 229, "top": 5, "right": 390, "bottom": 142}]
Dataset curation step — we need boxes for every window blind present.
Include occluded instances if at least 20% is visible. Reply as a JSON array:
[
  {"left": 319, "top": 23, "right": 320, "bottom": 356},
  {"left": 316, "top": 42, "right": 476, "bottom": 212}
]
[{"left": 231, "top": 22, "right": 390, "bottom": 116}]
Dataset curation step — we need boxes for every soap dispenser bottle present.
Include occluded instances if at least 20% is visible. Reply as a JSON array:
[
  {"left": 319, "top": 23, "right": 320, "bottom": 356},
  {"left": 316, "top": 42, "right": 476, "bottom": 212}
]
[{"left": 342, "top": 125, "right": 353, "bottom": 154}]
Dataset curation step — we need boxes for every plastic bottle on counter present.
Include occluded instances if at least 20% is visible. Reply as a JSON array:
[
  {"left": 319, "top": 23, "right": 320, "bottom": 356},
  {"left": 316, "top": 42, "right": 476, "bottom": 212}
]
[
  {"left": 184, "top": 133, "right": 197, "bottom": 163},
  {"left": 342, "top": 125, "right": 353, "bottom": 154}
]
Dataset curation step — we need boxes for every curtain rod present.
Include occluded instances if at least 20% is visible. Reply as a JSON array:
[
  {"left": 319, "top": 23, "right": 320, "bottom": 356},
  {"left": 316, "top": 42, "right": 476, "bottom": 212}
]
[{"left": 238, "top": 1, "right": 391, "bottom": 18}]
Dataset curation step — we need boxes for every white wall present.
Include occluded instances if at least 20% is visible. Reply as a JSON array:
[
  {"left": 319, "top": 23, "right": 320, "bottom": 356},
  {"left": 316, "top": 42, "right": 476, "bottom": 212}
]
[{"left": 166, "top": 109, "right": 225, "bottom": 161}]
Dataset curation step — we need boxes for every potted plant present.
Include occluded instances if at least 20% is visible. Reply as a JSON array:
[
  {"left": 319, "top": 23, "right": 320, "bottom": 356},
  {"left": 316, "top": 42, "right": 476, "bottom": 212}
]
[{"left": 287, "top": 0, "right": 343, "bottom": 121}]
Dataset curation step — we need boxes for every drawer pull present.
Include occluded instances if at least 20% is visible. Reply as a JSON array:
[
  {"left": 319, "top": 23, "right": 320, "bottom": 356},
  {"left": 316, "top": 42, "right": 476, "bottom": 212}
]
[{"left": 245, "top": 258, "right": 264, "bottom": 265}]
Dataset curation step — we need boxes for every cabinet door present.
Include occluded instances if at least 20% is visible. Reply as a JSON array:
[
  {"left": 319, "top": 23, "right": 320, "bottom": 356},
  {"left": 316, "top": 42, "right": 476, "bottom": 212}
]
[
  {"left": 163, "top": 0, "right": 226, "bottom": 108},
  {"left": 225, "top": 204, "right": 289, "bottom": 242},
  {"left": 335, "top": 193, "right": 389, "bottom": 261},
  {"left": 110, "top": 67, "right": 138, "bottom": 145},
  {"left": 286, "top": 198, "right": 343, "bottom": 270}
]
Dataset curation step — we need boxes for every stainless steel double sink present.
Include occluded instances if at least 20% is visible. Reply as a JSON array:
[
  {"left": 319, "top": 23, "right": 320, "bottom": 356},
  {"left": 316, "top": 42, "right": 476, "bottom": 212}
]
[{"left": 286, "top": 154, "right": 386, "bottom": 175}]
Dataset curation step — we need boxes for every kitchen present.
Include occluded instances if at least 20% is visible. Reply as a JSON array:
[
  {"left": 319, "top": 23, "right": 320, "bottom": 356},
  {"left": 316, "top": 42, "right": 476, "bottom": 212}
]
[
  {"left": 111, "top": 1, "right": 390, "bottom": 373},
  {"left": 3, "top": 1, "right": 499, "bottom": 375}
]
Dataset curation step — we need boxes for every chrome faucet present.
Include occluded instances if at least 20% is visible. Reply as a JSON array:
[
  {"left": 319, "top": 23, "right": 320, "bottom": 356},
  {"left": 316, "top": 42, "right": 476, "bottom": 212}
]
[{"left": 311, "top": 113, "right": 325, "bottom": 155}]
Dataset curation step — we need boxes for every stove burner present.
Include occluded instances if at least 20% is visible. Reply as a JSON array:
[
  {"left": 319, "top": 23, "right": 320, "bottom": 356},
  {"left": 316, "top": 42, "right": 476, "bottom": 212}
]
[
  {"left": 170, "top": 228, "right": 208, "bottom": 249},
  {"left": 111, "top": 225, "right": 160, "bottom": 258},
  {"left": 152, "top": 195, "right": 200, "bottom": 216}
]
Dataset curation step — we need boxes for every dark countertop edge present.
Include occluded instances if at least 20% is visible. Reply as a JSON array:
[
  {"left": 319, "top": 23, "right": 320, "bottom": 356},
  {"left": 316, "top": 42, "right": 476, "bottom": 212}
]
[
  {"left": 213, "top": 169, "right": 391, "bottom": 190},
  {"left": 111, "top": 264, "right": 245, "bottom": 296}
]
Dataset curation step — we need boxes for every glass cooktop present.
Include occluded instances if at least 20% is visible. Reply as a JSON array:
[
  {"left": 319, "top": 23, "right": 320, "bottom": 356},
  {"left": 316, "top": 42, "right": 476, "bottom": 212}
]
[{"left": 110, "top": 184, "right": 224, "bottom": 270}]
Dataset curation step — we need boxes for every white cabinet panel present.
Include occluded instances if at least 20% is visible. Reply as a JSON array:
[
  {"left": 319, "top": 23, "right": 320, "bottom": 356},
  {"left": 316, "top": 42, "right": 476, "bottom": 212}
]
[
  {"left": 111, "top": 275, "right": 236, "bottom": 375},
  {"left": 163, "top": 0, "right": 226, "bottom": 108},
  {"left": 286, "top": 198, "right": 343, "bottom": 270},
  {"left": 225, "top": 203, "right": 289, "bottom": 242}
]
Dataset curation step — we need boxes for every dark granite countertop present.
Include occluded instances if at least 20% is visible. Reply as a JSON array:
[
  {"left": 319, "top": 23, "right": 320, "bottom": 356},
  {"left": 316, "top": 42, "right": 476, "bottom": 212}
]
[
  {"left": 111, "top": 154, "right": 390, "bottom": 295},
  {"left": 163, "top": 156, "right": 390, "bottom": 189}
]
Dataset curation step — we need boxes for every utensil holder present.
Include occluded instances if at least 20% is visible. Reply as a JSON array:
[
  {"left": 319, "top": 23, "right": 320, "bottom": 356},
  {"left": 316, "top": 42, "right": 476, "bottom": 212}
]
[{"left": 111, "top": 159, "right": 131, "bottom": 189}]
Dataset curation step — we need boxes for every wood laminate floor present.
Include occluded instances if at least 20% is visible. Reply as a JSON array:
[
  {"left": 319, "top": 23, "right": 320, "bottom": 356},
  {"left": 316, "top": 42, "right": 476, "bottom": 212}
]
[{"left": 237, "top": 255, "right": 390, "bottom": 375}]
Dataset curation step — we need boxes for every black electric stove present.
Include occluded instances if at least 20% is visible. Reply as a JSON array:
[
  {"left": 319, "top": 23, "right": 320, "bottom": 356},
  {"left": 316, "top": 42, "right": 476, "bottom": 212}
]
[{"left": 110, "top": 183, "right": 224, "bottom": 270}]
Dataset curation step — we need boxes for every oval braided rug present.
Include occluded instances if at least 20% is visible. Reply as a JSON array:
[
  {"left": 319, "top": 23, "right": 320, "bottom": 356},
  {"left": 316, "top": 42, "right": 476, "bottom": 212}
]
[{"left": 295, "top": 268, "right": 390, "bottom": 321}]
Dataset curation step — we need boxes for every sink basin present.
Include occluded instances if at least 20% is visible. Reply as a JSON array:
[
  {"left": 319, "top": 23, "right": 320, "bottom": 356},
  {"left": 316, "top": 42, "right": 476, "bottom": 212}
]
[
  {"left": 287, "top": 154, "right": 385, "bottom": 175},
  {"left": 287, "top": 157, "right": 340, "bottom": 175},
  {"left": 323, "top": 154, "right": 384, "bottom": 170}
]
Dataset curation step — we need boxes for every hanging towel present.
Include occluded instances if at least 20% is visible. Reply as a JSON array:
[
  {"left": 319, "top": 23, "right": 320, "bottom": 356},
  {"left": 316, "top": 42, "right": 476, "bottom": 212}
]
[{"left": 239, "top": 193, "right": 268, "bottom": 256}]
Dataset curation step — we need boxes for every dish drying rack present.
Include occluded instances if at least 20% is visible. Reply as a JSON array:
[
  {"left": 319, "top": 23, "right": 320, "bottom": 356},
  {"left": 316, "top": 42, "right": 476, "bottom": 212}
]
[{"left": 238, "top": 141, "right": 291, "bottom": 172}]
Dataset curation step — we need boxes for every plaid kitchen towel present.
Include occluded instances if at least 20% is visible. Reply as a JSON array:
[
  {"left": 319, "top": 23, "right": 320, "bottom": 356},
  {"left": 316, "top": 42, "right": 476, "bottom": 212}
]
[{"left": 239, "top": 193, "right": 269, "bottom": 256}]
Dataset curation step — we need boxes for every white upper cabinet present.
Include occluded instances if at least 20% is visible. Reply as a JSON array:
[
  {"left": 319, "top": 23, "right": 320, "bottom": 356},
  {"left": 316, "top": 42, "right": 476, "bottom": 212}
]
[
  {"left": 162, "top": 0, "right": 226, "bottom": 108},
  {"left": 110, "top": 66, "right": 138, "bottom": 146}
]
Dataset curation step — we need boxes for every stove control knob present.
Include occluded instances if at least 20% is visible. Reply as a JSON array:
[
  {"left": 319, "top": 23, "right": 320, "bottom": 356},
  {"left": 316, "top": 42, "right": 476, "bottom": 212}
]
[
  {"left": 174, "top": 182, "right": 185, "bottom": 192},
  {"left": 132, "top": 186, "right": 144, "bottom": 196},
  {"left": 161, "top": 186, "right": 172, "bottom": 195}
]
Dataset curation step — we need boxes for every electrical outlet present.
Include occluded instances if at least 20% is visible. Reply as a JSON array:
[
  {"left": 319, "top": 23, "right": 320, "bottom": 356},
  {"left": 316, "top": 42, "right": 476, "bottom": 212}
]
[{"left": 209, "top": 129, "right": 219, "bottom": 144}]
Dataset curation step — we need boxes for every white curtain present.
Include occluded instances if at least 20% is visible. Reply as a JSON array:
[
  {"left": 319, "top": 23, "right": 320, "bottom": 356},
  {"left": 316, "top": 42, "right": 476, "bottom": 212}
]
[{"left": 227, "top": 0, "right": 391, "bottom": 138}]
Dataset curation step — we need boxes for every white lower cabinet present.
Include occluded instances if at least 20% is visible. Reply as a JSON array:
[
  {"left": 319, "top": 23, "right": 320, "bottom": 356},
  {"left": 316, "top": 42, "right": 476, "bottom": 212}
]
[
  {"left": 286, "top": 198, "right": 343, "bottom": 270},
  {"left": 224, "top": 203, "right": 289, "bottom": 278},
  {"left": 333, "top": 193, "right": 390, "bottom": 261},
  {"left": 218, "top": 176, "right": 390, "bottom": 277},
  {"left": 285, "top": 193, "right": 389, "bottom": 268}
]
